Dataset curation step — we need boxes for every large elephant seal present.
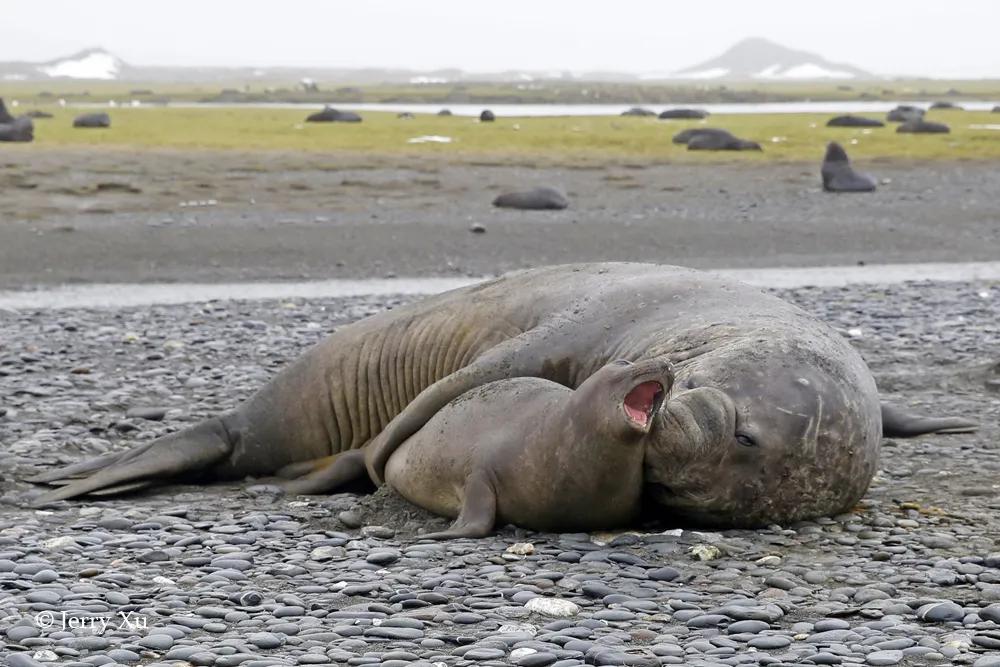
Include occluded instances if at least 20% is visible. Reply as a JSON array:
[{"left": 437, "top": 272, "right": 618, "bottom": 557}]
[
  {"left": 0, "top": 98, "right": 15, "bottom": 124},
  {"left": 382, "top": 358, "right": 671, "bottom": 538},
  {"left": 826, "top": 115, "right": 885, "bottom": 128},
  {"left": 73, "top": 113, "right": 111, "bottom": 128},
  {"left": 492, "top": 187, "right": 569, "bottom": 210},
  {"left": 822, "top": 142, "right": 876, "bottom": 193},
  {"left": 30, "top": 263, "right": 975, "bottom": 527}
]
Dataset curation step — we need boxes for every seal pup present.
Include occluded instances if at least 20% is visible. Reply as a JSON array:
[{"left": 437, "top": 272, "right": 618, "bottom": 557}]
[
  {"left": 73, "top": 113, "right": 111, "bottom": 128},
  {"left": 383, "top": 358, "right": 671, "bottom": 538},
  {"left": 821, "top": 142, "right": 877, "bottom": 193}
]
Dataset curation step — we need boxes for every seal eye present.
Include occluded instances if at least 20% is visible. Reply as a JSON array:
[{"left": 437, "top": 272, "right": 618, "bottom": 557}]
[{"left": 736, "top": 433, "right": 757, "bottom": 448}]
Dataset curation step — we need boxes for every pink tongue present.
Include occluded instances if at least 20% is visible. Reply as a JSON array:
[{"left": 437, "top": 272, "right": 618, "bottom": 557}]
[{"left": 624, "top": 381, "right": 663, "bottom": 426}]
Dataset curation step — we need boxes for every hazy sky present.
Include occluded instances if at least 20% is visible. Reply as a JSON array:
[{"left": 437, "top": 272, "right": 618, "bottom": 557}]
[{"left": 2, "top": 0, "right": 998, "bottom": 78}]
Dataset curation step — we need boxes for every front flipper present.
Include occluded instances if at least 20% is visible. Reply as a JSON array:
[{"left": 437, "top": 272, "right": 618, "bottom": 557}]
[
  {"left": 881, "top": 403, "right": 978, "bottom": 437},
  {"left": 419, "top": 471, "right": 497, "bottom": 540},
  {"left": 282, "top": 449, "right": 368, "bottom": 495},
  {"left": 364, "top": 330, "right": 554, "bottom": 484}
]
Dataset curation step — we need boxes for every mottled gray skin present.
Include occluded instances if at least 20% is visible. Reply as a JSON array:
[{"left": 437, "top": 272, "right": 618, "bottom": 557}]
[
  {"left": 822, "top": 142, "right": 877, "bottom": 193},
  {"left": 73, "top": 113, "right": 111, "bottom": 128},
  {"left": 386, "top": 358, "right": 671, "bottom": 537},
  {"left": 31, "top": 263, "right": 976, "bottom": 527},
  {"left": 492, "top": 187, "right": 569, "bottom": 211}
]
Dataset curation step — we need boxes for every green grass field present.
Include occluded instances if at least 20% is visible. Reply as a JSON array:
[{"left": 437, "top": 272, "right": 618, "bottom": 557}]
[{"left": 7, "top": 106, "right": 1000, "bottom": 162}]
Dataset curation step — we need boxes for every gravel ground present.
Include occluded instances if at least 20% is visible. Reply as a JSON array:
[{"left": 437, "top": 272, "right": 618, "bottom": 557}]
[{"left": 1, "top": 281, "right": 999, "bottom": 666}]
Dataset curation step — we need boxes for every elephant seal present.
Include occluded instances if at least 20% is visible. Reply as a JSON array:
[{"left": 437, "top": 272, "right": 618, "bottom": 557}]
[
  {"left": 73, "top": 113, "right": 111, "bottom": 128},
  {"left": 897, "top": 119, "right": 950, "bottom": 134},
  {"left": 382, "top": 358, "right": 671, "bottom": 538},
  {"left": 492, "top": 187, "right": 569, "bottom": 210},
  {"left": 30, "top": 263, "right": 976, "bottom": 527},
  {"left": 306, "top": 107, "right": 362, "bottom": 123},
  {"left": 821, "top": 142, "right": 876, "bottom": 193},
  {"left": 0, "top": 117, "right": 33, "bottom": 143},
  {"left": 672, "top": 128, "right": 734, "bottom": 145},
  {"left": 479, "top": 110, "right": 495, "bottom": 122},
  {"left": 659, "top": 109, "right": 709, "bottom": 120},
  {"left": 621, "top": 107, "right": 656, "bottom": 117},
  {"left": 688, "top": 133, "right": 761, "bottom": 151},
  {"left": 826, "top": 115, "right": 885, "bottom": 128},
  {"left": 437, "top": 109, "right": 453, "bottom": 116},
  {"left": 887, "top": 106, "right": 924, "bottom": 123}
]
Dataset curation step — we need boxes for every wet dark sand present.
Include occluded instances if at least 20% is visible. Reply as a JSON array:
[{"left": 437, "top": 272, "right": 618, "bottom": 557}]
[{"left": 1, "top": 149, "right": 998, "bottom": 288}]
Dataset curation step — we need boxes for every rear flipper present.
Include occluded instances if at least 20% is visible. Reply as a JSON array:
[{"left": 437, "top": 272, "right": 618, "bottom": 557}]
[
  {"left": 282, "top": 450, "right": 368, "bottom": 495},
  {"left": 28, "top": 418, "right": 233, "bottom": 505},
  {"left": 881, "top": 403, "right": 978, "bottom": 437},
  {"left": 419, "top": 471, "right": 497, "bottom": 540}
]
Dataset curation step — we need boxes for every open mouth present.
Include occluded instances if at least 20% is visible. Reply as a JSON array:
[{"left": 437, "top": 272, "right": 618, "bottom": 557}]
[{"left": 623, "top": 381, "right": 665, "bottom": 430}]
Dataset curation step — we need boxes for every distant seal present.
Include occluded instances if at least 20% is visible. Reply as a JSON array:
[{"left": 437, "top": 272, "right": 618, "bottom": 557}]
[
  {"left": 621, "top": 107, "right": 657, "bottom": 117},
  {"left": 821, "top": 142, "right": 876, "bottom": 193},
  {"left": 0, "top": 117, "right": 33, "bottom": 143},
  {"left": 930, "top": 101, "right": 962, "bottom": 110},
  {"left": 437, "top": 109, "right": 453, "bottom": 116},
  {"left": 73, "top": 113, "right": 111, "bottom": 128},
  {"left": 32, "top": 263, "right": 975, "bottom": 529},
  {"left": 659, "top": 109, "right": 709, "bottom": 120},
  {"left": 306, "top": 107, "right": 362, "bottom": 123},
  {"left": 688, "top": 133, "right": 761, "bottom": 151},
  {"left": 384, "top": 358, "right": 671, "bottom": 538},
  {"left": 897, "top": 119, "right": 950, "bottom": 134},
  {"left": 672, "top": 128, "right": 735, "bottom": 145},
  {"left": 887, "top": 106, "right": 924, "bottom": 123},
  {"left": 479, "top": 110, "right": 495, "bottom": 122},
  {"left": 492, "top": 186, "right": 569, "bottom": 210},
  {"left": 826, "top": 115, "right": 885, "bottom": 128}
]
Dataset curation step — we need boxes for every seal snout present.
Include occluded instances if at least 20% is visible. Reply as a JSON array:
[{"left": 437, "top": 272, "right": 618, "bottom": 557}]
[{"left": 623, "top": 381, "right": 665, "bottom": 431}]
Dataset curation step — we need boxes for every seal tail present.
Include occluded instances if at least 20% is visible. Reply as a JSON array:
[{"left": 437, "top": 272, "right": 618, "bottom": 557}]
[
  {"left": 881, "top": 403, "right": 978, "bottom": 437},
  {"left": 28, "top": 418, "right": 233, "bottom": 505}
]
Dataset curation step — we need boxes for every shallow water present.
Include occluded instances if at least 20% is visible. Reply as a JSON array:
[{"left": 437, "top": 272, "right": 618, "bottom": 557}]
[
  {"left": 1, "top": 261, "right": 997, "bottom": 311},
  {"left": 75, "top": 100, "right": 1000, "bottom": 116}
]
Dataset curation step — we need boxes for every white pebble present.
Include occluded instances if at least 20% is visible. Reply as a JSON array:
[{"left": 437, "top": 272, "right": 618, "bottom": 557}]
[{"left": 525, "top": 597, "right": 580, "bottom": 617}]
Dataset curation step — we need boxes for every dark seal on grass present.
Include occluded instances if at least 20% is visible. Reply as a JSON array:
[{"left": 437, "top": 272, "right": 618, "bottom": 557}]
[
  {"left": 826, "top": 115, "right": 885, "bottom": 128},
  {"left": 73, "top": 113, "right": 111, "bottom": 128}
]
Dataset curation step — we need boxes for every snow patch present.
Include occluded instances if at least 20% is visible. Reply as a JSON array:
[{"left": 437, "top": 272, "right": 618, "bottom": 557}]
[
  {"left": 410, "top": 76, "right": 449, "bottom": 84},
  {"left": 754, "top": 63, "right": 855, "bottom": 80},
  {"left": 40, "top": 52, "right": 120, "bottom": 80},
  {"left": 675, "top": 67, "right": 729, "bottom": 80}
]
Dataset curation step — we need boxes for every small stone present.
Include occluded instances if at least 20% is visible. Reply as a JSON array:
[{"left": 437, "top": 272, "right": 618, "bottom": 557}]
[
  {"left": 867, "top": 650, "right": 904, "bottom": 666},
  {"left": 689, "top": 544, "right": 722, "bottom": 561},
  {"left": 469, "top": 223, "right": 486, "bottom": 234},
  {"left": 126, "top": 406, "right": 168, "bottom": 421},
  {"left": 366, "top": 548, "right": 401, "bottom": 565},
  {"left": 248, "top": 632, "right": 283, "bottom": 649},
  {"left": 917, "top": 601, "right": 964, "bottom": 623},
  {"left": 525, "top": 597, "right": 580, "bottom": 617},
  {"left": 507, "top": 542, "right": 535, "bottom": 556}
]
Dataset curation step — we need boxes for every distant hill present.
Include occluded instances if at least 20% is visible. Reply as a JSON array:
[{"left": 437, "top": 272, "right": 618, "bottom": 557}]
[{"left": 672, "top": 37, "right": 875, "bottom": 80}]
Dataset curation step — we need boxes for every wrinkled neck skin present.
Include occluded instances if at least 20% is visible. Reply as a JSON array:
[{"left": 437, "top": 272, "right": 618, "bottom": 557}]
[{"left": 627, "top": 321, "right": 882, "bottom": 528}]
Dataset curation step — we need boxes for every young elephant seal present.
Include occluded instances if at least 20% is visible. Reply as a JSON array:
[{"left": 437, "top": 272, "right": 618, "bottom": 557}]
[{"left": 386, "top": 358, "right": 672, "bottom": 538}]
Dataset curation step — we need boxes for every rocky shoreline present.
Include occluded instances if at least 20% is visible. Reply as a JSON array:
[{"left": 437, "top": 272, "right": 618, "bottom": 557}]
[{"left": 1, "top": 280, "right": 998, "bottom": 666}]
